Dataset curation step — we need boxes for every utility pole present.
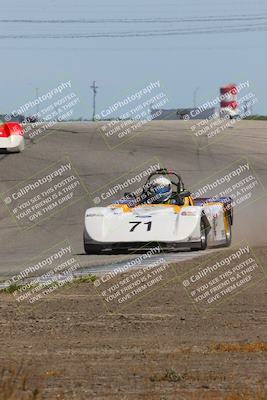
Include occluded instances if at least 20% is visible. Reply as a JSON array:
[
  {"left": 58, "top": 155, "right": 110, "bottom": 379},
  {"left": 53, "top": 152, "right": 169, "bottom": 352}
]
[{"left": 90, "top": 81, "right": 98, "bottom": 121}]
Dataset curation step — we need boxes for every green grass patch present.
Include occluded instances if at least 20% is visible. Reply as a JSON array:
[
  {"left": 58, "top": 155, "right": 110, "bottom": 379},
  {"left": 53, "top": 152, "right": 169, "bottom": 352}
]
[
  {"left": 1, "top": 274, "right": 97, "bottom": 296},
  {"left": 2, "top": 283, "right": 21, "bottom": 294},
  {"left": 244, "top": 115, "right": 267, "bottom": 120}
]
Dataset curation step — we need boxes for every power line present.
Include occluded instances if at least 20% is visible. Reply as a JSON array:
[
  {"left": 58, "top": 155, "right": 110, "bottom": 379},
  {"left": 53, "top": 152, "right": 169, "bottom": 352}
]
[
  {"left": 1, "top": 14, "right": 267, "bottom": 24},
  {"left": 1, "top": 23, "right": 267, "bottom": 39}
]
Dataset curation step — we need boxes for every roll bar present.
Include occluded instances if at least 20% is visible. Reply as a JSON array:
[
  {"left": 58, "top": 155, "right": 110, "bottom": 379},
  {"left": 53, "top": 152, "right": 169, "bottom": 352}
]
[{"left": 144, "top": 168, "right": 185, "bottom": 194}]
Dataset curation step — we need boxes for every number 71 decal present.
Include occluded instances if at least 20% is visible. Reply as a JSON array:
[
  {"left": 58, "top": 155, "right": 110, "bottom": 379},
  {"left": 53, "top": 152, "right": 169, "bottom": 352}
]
[{"left": 129, "top": 221, "right": 152, "bottom": 232}]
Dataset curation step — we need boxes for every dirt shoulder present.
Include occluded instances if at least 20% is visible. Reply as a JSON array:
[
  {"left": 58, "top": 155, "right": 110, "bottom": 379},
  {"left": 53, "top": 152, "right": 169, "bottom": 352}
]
[{"left": 0, "top": 248, "right": 267, "bottom": 400}]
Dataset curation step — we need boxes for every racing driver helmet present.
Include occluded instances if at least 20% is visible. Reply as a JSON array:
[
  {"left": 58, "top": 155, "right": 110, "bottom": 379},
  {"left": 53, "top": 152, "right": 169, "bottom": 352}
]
[{"left": 148, "top": 176, "right": 172, "bottom": 204}]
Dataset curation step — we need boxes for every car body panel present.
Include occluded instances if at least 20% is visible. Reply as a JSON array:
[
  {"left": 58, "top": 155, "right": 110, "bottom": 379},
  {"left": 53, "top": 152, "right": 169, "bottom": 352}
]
[
  {"left": 85, "top": 204, "right": 203, "bottom": 244},
  {"left": 0, "top": 122, "right": 24, "bottom": 152},
  {"left": 84, "top": 200, "right": 230, "bottom": 249},
  {"left": 84, "top": 169, "right": 233, "bottom": 252}
]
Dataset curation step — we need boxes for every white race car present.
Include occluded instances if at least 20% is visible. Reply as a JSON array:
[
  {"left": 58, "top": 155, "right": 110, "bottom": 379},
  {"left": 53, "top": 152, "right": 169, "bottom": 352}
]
[
  {"left": 0, "top": 122, "right": 25, "bottom": 152},
  {"left": 84, "top": 169, "right": 233, "bottom": 254}
]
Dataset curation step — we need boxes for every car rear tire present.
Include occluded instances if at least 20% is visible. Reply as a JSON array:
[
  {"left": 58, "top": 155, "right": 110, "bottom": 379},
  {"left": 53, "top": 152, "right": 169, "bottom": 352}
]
[
  {"left": 199, "top": 217, "right": 208, "bottom": 250},
  {"left": 191, "top": 218, "right": 208, "bottom": 251},
  {"left": 222, "top": 216, "right": 232, "bottom": 247}
]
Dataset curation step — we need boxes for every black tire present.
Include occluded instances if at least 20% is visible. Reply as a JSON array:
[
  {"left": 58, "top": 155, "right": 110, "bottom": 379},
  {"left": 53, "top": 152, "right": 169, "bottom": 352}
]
[
  {"left": 228, "top": 208, "right": 233, "bottom": 225},
  {"left": 199, "top": 217, "right": 208, "bottom": 250},
  {"left": 84, "top": 242, "right": 104, "bottom": 255},
  {"left": 83, "top": 230, "right": 105, "bottom": 254},
  {"left": 191, "top": 217, "right": 208, "bottom": 251},
  {"left": 222, "top": 216, "right": 232, "bottom": 247}
]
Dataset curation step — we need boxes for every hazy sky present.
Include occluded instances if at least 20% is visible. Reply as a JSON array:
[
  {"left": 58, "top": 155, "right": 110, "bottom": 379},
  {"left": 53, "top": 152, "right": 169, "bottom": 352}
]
[{"left": 1, "top": 0, "right": 267, "bottom": 118}]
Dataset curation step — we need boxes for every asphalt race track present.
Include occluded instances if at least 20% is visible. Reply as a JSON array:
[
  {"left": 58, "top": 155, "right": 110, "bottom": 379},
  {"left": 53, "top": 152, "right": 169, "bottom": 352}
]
[{"left": 0, "top": 120, "right": 267, "bottom": 278}]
